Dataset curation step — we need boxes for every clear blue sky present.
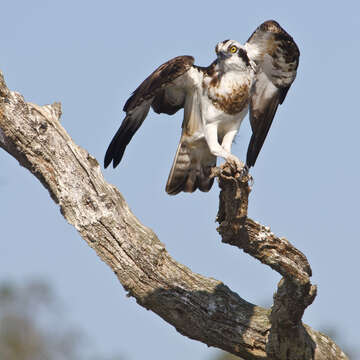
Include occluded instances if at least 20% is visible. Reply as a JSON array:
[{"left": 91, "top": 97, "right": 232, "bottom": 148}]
[{"left": 1, "top": 1, "right": 359, "bottom": 358}]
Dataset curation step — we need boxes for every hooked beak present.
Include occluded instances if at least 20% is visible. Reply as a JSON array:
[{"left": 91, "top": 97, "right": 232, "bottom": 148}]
[{"left": 217, "top": 51, "right": 231, "bottom": 61}]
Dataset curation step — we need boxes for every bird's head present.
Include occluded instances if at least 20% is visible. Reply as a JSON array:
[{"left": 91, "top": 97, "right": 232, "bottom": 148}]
[{"left": 215, "top": 40, "right": 253, "bottom": 71}]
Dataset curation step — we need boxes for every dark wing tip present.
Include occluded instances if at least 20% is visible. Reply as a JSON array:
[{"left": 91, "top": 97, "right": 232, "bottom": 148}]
[
  {"left": 104, "top": 136, "right": 126, "bottom": 169},
  {"left": 247, "top": 88, "right": 282, "bottom": 168},
  {"left": 246, "top": 135, "right": 259, "bottom": 168},
  {"left": 104, "top": 113, "right": 144, "bottom": 169},
  {"left": 104, "top": 155, "right": 111, "bottom": 169},
  {"left": 104, "top": 145, "right": 113, "bottom": 169},
  {"left": 112, "top": 157, "right": 121, "bottom": 168}
]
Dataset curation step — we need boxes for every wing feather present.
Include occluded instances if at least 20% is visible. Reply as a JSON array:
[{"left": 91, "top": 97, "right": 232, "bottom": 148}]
[
  {"left": 124, "top": 55, "right": 194, "bottom": 112},
  {"left": 104, "top": 103, "right": 151, "bottom": 168},
  {"left": 166, "top": 89, "right": 215, "bottom": 195},
  {"left": 245, "top": 20, "right": 299, "bottom": 167},
  {"left": 104, "top": 56, "right": 195, "bottom": 168}
]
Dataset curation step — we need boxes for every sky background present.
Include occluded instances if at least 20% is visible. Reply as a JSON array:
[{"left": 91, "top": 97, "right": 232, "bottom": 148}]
[{"left": 1, "top": 1, "right": 359, "bottom": 359}]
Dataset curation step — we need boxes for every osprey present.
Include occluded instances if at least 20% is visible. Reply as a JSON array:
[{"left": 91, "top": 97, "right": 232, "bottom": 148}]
[{"left": 104, "top": 20, "right": 299, "bottom": 195}]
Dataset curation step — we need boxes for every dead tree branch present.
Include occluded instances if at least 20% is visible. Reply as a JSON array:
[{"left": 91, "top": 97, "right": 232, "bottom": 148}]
[
  {"left": 216, "top": 166, "right": 318, "bottom": 358},
  {"left": 0, "top": 71, "right": 348, "bottom": 360}
]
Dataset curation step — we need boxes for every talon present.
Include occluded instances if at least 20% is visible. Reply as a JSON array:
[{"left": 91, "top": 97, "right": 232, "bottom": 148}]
[
  {"left": 226, "top": 155, "right": 245, "bottom": 173},
  {"left": 225, "top": 155, "right": 253, "bottom": 184},
  {"left": 239, "top": 164, "right": 251, "bottom": 183},
  {"left": 239, "top": 165, "right": 248, "bottom": 178},
  {"left": 248, "top": 174, "right": 254, "bottom": 187},
  {"left": 240, "top": 164, "right": 249, "bottom": 174}
]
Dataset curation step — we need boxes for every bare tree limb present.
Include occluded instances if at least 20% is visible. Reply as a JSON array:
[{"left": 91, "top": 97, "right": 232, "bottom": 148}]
[
  {"left": 0, "top": 71, "right": 348, "bottom": 360},
  {"left": 216, "top": 167, "right": 318, "bottom": 358}
]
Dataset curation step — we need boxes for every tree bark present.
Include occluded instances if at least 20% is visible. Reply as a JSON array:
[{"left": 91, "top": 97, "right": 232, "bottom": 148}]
[{"left": 0, "top": 71, "right": 348, "bottom": 360}]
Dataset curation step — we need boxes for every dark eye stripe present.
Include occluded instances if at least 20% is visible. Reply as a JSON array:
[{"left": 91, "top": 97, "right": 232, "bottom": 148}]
[{"left": 237, "top": 48, "right": 250, "bottom": 66}]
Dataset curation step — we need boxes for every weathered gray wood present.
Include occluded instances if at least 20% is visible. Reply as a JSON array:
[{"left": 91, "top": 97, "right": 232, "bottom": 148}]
[
  {"left": 216, "top": 166, "right": 319, "bottom": 359},
  {"left": 0, "top": 71, "right": 348, "bottom": 360}
]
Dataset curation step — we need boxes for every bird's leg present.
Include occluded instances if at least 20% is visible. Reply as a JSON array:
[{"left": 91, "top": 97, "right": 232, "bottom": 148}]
[
  {"left": 204, "top": 124, "right": 246, "bottom": 174},
  {"left": 204, "top": 123, "right": 231, "bottom": 159},
  {"left": 221, "top": 129, "right": 238, "bottom": 153},
  {"left": 221, "top": 129, "right": 247, "bottom": 174}
]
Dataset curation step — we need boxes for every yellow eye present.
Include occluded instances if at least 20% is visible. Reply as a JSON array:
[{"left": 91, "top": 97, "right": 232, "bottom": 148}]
[{"left": 229, "top": 45, "right": 237, "bottom": 53}]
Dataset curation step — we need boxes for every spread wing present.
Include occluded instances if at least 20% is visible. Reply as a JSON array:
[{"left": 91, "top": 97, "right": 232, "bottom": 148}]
[
  {"left": 245, "top": 20, "right": 300, "bottom": 167},
  {"left": 104, "top": 55, "right": 195, "bottom": 168}
]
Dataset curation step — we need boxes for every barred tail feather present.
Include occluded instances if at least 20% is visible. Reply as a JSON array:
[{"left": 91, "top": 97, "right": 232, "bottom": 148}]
[{"left": 166, "top": 139, "right": 216, "bottom": 195}]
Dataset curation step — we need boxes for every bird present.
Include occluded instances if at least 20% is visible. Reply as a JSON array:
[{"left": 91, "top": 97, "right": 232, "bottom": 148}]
[{"left": 104, "top": 20, "right": 299, "bottom": 195}]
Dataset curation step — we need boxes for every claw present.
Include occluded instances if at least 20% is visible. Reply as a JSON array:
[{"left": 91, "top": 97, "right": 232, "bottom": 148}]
[
  {"left": 226, "top": 154, "right": 245, "bottom": 172},
  {"left": 226, "top": 155, "right": 252, "bottom": 183},
  {"left": 239, "top": 164, "right": 249, "bottom": 178}
]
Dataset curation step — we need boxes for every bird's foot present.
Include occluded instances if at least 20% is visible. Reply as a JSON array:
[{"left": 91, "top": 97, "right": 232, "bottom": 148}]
[
  {"left": 239, "top": 163, "right": 250, "bottom": 179},
  {"left": 226, "top": 155, "right": 245, "bottom": 173},
  {"left": 225, "top": 155, "right": 251, "bottom": 183}
]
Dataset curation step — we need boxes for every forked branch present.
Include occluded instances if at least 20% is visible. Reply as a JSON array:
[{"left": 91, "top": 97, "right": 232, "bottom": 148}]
[{"left": 0, "top": 72, "right": 347, "bottom": 360}]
